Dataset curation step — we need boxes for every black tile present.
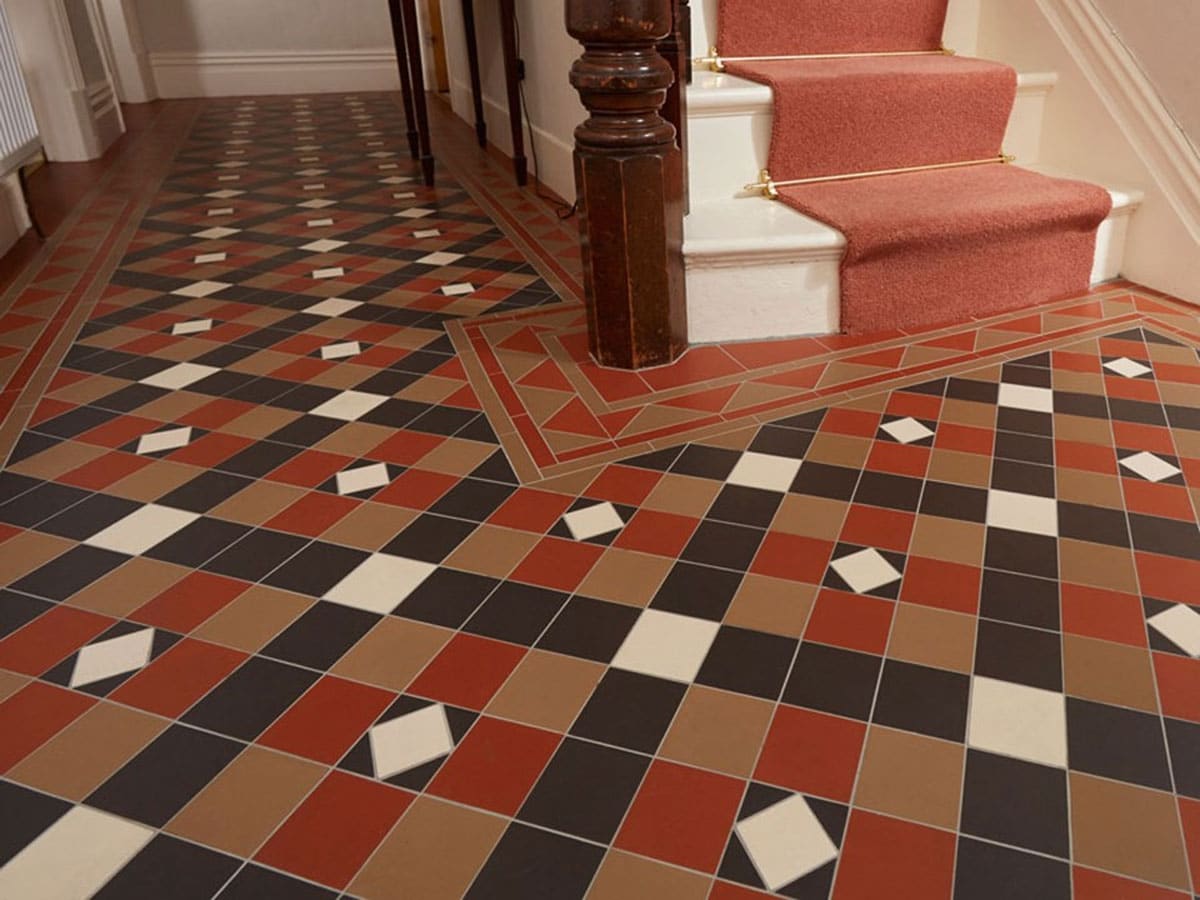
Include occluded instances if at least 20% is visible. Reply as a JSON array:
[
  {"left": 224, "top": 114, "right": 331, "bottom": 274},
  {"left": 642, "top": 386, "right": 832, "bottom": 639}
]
[
  {"left": 215, "top": 865, "right": 337, "bottom": 900},
  {"left": 790, "top": 462, "right": 859, "bottom": 501},
  {"left": 145, "top": 517, "right": 251, "bottom": 567},
  {"left": 991, "top": 459, "right": 1055, "bottom": 498},
  {"left": 993, "top": 431, "right": 1054, "bottom": 466},
  {"left": 359, "top": 399, "right": 428, "bottom": 429},
  {"left": 518, "top": 738, "right": 649, "bottom": 842},
  {"left": 537, "top": 596, "right": 639, "bottom": 662},
  {"left": 37, "top": 493, "right": 141, "bottom": 540},
  {"left": 471, "top": 449, "right": 519, "bottom": 484},
  {"left": 706, "top": 484, "right": 783, "bottom": 529},
  {"left": 1001, "top": 363, "right": 1052, "bottom": 388},
  {"left": 680, "top": 520, "right": 765, "bottom": 571},
  {"left": 952, "top": 836, "right": 1070, "bottom": 900},
  {"left": 984, "top": 529, "right": 1058, "bottom": 579},
  {"left": 0, "top": 471, "right": 41, "bottom": 503},
  {"left": 1165, "top": 403, "right": 1200, "bottom": 432},
  {"left": 464, "top": 581, "right": 569, "bottom": 646},
  {"left": 266, "top": 414, "right": 344, "bottom": 448},
  {"left": 748, "top": 426, "right": 814, "bottom": 459},
  {"left": 261, "top": 601, "right": 379, "bottom": 670},
  {"left": 1066, "top": 698, "right": 1172, "bottom": 791},
  {"left": 93, "top": 834, "right": 240, "bottom": 900},
  {"left": 979, "top": 570, "right": 1059, "bottom": 630},
  {"left": 696, "top": 626, "right": 797, "bottom": 700},
  {"left": 158, "top": 471, "right": 252, "bottom": 513},
  {"left": 44, "top": 622, "right": 178, "bottom": 696},
  {"left": 919, "top": 481, "right": 988, "bottom": 523},
  {"left": 203, "top": 528, "right": 308, "bottom": 581},
  {"left": 353, "top": 369, "right": 420, "bottom": 395},
  {"left": 946, "top": 378, "right": 998, "bottom": 404},
  {"left": 853, "top": 471, "right": 923, "bottom": 512},
  {"left": 215, "top": 441, "right": 301, "bottom": 478},
  {"left": 35, "top": 405, "right": 118, "bottom": 438},
  {"left": 960, "top": 749, "right": 1069, "bottom": 857},
  {"left": 974, "top": 620, "right": 1062, "bottom": 691},
  {"left": 650, "top": 561, "right": 743, "bottom": 621},
  {"left": 1057, "top": 502, "right": 1130, "bottom": 548},
  {"left": 87, "top": 724, "right": 241, "bottom": 827},
  {"left": 271, "top": 383, "right": 341, "bottom": 412},
  {"left": 396, "top": 568, "right": 499, "bottom": 628},
  {"left": 0, "top": 590, "right": 51, "bottom": 639},
  {"left": 825, "top": 544, "right": 905, "bottom": 600},
  {"left": 669, "top": 444, "right": 742, "bottom": 481},
  {"left": 782, "top": 643, "right": 881, "bottom": 720},
  {"left": 1128, "top": 513, "right": 1200, "bottom": 560},
  {"left": 570, "top": 669, "right": 686, "bottom": 753},
  {"left": 262, "top": 541, "right": 369, "bottom": 598},
  {"left": 873, "top": 659, "right": 969, "bottom": 741},
  {"left": 12, "top": 546, "right": 127, "bottom": 601},
  {"left": 382, "top": 514, "right": 477, "bottom": 563},
  {"left": 339, "top": 696, "right": 475, "bottom": 791},
  {"left": 465, "top": 821, "right": 604, "bottom": 900},
  {"left": 0, "top": 481, "right": 90, "bottom": 527},
  {"left": 1166, "top": 717, "right": 1200, "bottom": 800},
  {"left": 0, "top": 782, "right": 69, "bottom": 865},
  {"left": 182, "top": 656, "right": 318, "bottom": 741},
  {"left": 1052, "top": 391, "right": 1110, "bottom": 419},
  {"left": 95, "top": 384, "right": 168, "bottom": 413},
  {"left": 1108, "top": 397, "right": 1167, "bottom": 426},
  {"left": 996, "top": 408, "right": 1053, "bottom": 437},
  {"left": 408, "top": 405, "right": 479, "bottom": 436},
  {"left": 429, "top": 478, "right": 515, "bottom": 521}
]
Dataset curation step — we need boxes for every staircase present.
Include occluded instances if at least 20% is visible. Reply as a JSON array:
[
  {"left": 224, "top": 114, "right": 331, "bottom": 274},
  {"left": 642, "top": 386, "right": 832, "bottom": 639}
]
[{"left": 682, "top": 0, "right": 1144, "bottom": 344}]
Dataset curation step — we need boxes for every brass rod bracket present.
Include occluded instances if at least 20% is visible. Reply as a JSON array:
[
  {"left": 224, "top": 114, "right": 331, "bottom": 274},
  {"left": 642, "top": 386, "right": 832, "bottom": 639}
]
[{"left": 744, "top": 169, "right": 781, "bottom": 200}]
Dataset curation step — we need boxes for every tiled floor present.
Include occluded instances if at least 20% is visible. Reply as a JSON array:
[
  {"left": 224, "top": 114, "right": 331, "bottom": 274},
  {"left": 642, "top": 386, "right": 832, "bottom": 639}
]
[{"left": 1, "top": 93, "right": 1199, "bottom": 900}]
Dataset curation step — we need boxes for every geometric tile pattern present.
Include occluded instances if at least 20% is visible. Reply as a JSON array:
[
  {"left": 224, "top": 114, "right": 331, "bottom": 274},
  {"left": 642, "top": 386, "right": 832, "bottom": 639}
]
[{"left": 2, "top": 94, "right": 1200, "bottom": 900}]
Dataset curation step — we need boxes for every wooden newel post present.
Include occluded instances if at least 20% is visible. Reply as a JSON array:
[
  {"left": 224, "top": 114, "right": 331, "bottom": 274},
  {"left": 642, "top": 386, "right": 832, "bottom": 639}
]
[{"left": 567, "top": 0, "right": 688, "bottom": 370}]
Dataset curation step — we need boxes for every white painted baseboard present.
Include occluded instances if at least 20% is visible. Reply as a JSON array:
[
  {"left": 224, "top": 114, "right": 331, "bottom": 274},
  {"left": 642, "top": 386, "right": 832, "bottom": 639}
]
[
  {"left": 0, "top": 173, "right": 30, "bottom": 258},
  {"left": 149, "top": 49, "right": 401, "bottom": 98}
]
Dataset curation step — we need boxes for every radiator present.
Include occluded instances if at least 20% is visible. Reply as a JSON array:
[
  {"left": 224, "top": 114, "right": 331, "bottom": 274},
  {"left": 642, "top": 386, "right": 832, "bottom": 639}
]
[{"left": 0, "top": 0, "right": 39, "bottom": 175}]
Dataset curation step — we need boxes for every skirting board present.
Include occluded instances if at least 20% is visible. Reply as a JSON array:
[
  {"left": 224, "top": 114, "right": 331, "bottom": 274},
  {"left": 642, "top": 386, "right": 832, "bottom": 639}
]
[{"left": 149, "top": 50, "right": 401, "bottom": 98}]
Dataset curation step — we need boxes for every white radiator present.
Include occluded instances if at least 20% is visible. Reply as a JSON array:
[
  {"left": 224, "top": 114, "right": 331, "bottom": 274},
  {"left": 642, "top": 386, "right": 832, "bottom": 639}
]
[{"left": 0, "top": 0, "right": 39, "bottom": 174}]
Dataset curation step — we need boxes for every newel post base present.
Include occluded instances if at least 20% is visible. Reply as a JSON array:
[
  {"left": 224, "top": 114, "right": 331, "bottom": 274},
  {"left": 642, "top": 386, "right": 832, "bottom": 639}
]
[{"left": 566, "top": 0, "right": 688, "bottom": 370}]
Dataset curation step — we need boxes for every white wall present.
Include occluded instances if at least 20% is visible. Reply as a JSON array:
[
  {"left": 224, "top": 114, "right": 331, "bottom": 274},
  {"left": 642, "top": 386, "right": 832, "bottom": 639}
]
[
  {"left": 0, "top": 175, "right": 31, "bottom": 258},
  {"left": 440, "top": 0, "right": 584, "bottom": 201}
]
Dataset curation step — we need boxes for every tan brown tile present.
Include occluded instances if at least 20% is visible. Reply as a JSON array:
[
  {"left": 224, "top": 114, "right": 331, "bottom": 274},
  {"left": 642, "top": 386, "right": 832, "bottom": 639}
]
[
  {"left": 1057, "top": 468, "right": 1124, "bottom": 508},
  {"left": 8, "top": 701, "right": 167, "bottom": 800},
  {"left": 312, "top": 421, "right": 394, "bottom": 458},
  {"left": 192, "top": 585, "right": 314, "bottom": 652},
  {"left": 725, "top": 574, "right": 815, "bottom": 638},
  {"left": 486, "top": 649, "right": 604, "bottom": 731},
  {"left": 415, "top": 438, "right": 497, "bottom": 476},
  {"left": 443, "top": 525, "right": 540, "bottom": 577},
  {"left": 210, "top": 479, "right": 305, "bottom": 525},
  {"left": 1051, "top": 370, "right": 1106, "bottom": 396},
  {"left": 167, "top": 745, "right": 324, "bottom": 856},
  {"left": 332, "top": 618, "right": 452, "bottom": 692},
  {"left": 659, "top": 685, "right": 773, "bottom": 777},
  {"left": 772, "top": 494, "right": 847, "bottom": 540},
  {"left": 586, "top": 849, "right": 712, "bottom": 900},
  {"left": 536, "top": 466, "right": 605, "bottom": 496},
  {"left": 939, "top": 397, "right": 996, "bottom": 428},
  {"left": 700, "top": 426, "right": 758, "bottom": 452},
  {"left": 135, "top": 391, "right": 213, "bottom": 422},
  {"left": 0, "top": 531, "right": 73, "bottom": 585},
  {"left": 0, "top": 670, "right": 30, "bottom": 702},
  {"left": 855, "top": 726, "right": 964, "bottom": 829},
  {"left": 576, "top": 547, "right": 673, "bottom": 608},
  {"left": 909, "top": 516, "right": 985, "bottom": 566},
  {"left": 396, "top": 375, "right": 463, "bottom": 404},
  {"left": 222, "top": 405, "right": 300, "bottom": 439},
  {"left": 805, "top": 432, "right": 871, "bottom": 468},
  {"left": 889, "top": 604, "right": 976, "bottom": 673},
  {"left": 107, "top": 459, "right": 200, "bottom": 501},
  {"left": 1062, "top": 634, "right": 1158, "bottom": 712},
  {"left": 65, "top": 557, "right": 187, "bottom": 617},
  {"left": 322, "top": 502, "right": 416, "bottom": 550},
  {"left": 6, "top": 440, "right": 107, "bottom": 479},
  {"left": 641, "top": 472, "right": 721, "bottom": 517},
  {"left": 45, "top": 374, "right": 126, "bottom": 405},
  {"left": 1069, "top": 772, "right": 1190, "bottom": 891},
  {"left": 926, "top": 449, "right": 992, "bottom": 487},
  {"left": 1054, "top": 413, "right": 1114, "bottom": 445},
  {"left": 350, "top": 796, "right": 505, "bottom": 900},
  {"left": 1059, "top": 538, "right": 1139, "bottom": 594}
]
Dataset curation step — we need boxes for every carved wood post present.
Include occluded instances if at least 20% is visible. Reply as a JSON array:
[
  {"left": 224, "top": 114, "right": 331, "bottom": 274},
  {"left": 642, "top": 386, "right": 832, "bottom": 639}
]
[
  {"left": 660, "top": 0, "right": 690, "bottom": 211},
  {"left": 567, "top": 0, "right": 688, "bottom": 370},
  {"left": 386, "top": 0, "right": 420, "bottom": 159}
]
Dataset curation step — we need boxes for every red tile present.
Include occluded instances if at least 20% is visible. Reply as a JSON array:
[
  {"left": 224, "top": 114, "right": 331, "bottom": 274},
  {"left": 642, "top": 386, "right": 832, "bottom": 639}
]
[
  {"left": 710, "top": 882, "right": 776, "bottom": 900},
  {"left": 428, "top": 716, "right": 559, "bottom": 815},
  {"left": 1153, "top": 652, "right": 1200, "bottom": 724},
  {"left": 821, "top": 408, "right": 880, "bottom": 438},
  {"left": 408, "top": 634, "right": 525, "bottom": 710},
  {"left": 256, "top": 770, "right": 413, "bottom": 889},
  {"left": 751, "top": 533, "right": 835, "bottom": 584},
  {"left": 1072, "top": 866, "right": 1188, "bottom": 900},
  {"left": 1122, "top": 480, "right": 1195, "bottom": 521},
  {"left": 130, "top": 571, "right": 248, "bottom": 633},
  {"left": 0, "top": 606, "right": 113, "bottom": 675},
  {"left": 259, "top": 675, "right": 395, "bottom": 764},
  {"left": 0, "top": 681, "right": 96, "bottom": 772},
  {"left": 615, "top": 760, "right": 744, "bottom": 873},
  {"left": 180, "top": 398, "right": 257, "bottom": 430},
  {"left": 372, "top": 468, "right": 459, "bottom": 509},
  {"left": 839, "top": 505, "right": 914, "bottom": 552},
  {"left": 804, "top": 589, "right": 895, "bottom": 655},
  {"left": 1111, "top": 422, "right": 1175, "bottom": 455},
  {"left": 76, "top": 414, "right": 161, "bottom": 448},
  {"left": 169, "top": 432, "right": 253, "bottom": 468},
  {"left": 755, "top": 705, "right": 865, "bottom": 802},
  {"left": 1135, "top": 552, "right": 1200, "bottom": 607},
  {"left": 1056, "top": 439, "right": 1118, "bottom": 475},
  {"left": 614, "top": 510, "right": 700, "bottom": 558},
  {"left": 110, "top": 638, "right": 247, "bottom": 717},
  {"left": 1180, "top": 797, "right": 1200, "bottom": 891},
  {"left": 1060, "top": 583, "right": 1147, "bottom": 647},
  {"left": 639, "top": 346, "right": 745, "bottom": 392},
  {"left": 509, "top": 536, "right": 602, "bottom": 592},
  {"left": 832, "top": 810, "right": 955, "bottom": 900},
  {"left": 885, "top": 392, "right": 942, "bottom": 421},
  {"left": 487, "top": 488, "right": 574, "bottom": 532},
  {"left": 266, "top": 450, "right": 353, "bottom": 488},
  {"left": 933, "top": 423, "right": 993, "bottom": 455},
  {"left": 266, "top": 492, "right": 358, "bottom": 537},
  {"left": 583, "top": 465, "right": 663, "bottom": 506},
  {"left": 899, "top": 557, "right": 980, "bottom": 615},
  {"left": 865, "top": 442, "right": 930, "bottom": 478},
  {"left": 58, "top": 451, "right": 152, "bottom": 490}
]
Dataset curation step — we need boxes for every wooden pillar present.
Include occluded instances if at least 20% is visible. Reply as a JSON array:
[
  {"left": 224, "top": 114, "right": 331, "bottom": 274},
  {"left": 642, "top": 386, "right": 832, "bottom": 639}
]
[
  {"left": 386, "top": 0, "right": 420, "bottom": 159},
  {"left": 399, "top": 0, "right": 436, "bottom": 186},
  {"left": 566, "top": 0, "right": 688, "bottom": 370},
  {"left": 659, "top": 0, "right": 690, "bottom": 211},
  {"left": 499, "top": 0, "right": 529, "bottom": 185},
  {"left": 460, "top": 0, "right": 488, "bottom": 148}
]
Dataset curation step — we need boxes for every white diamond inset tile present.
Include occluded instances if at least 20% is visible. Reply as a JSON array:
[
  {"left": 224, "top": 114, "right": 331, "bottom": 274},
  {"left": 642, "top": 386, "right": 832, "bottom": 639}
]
[
  {"left": 830, "top": 548, "right": 902, "bottom": 594},
  {"left": 84, "top": 504, "right": 200, "bottom": 556},
  {"left": 997, "top": 383, "right": 1054, "bottom": 413},
  {"left": 1148, "top": 604, "right": 1200, "bottom": 657},
  {"left": 325, "top": 553, "right": 437, "bottom": 614},
  {"left": 192, "top": 226, "right": 240, "bottom": 240},
  {"left": 736, "top": 794, "right": 839, "bottom": 892},
  {"left": 306, "top": 217, "right": 335, "bottom": 228},
  {"left": 135, "top": 426, "right": 192, "bottom": 456},
  {"left": 986, "top": 489, "right": 1058, "bottom": 537},
  {"left": 413, "top": 228, "right": 441, "bottom": 239},
  {"left": 207, "top": 207, "right": 235, "bottom": 216},
  {"left": 968, "top": 675, "right": 1067, "bottom": 767},
  {"left": 139, "top": 362, "right": 220, "bottom": 390},
  {"left": 563, "top": 502, "right": 625, "bottom": 541},
  {"left": 172, "top": 280, "right": 229, "bottom": 298},
  {"left": 335, "top": 462, "right": 390, "bottom": 496},
  {"left": 70, "top": 628, "right": 155, "bottom": 687},
  {"left": 193, "top": 252, "right": 226, "bottom": 264},
  {"left": 312, "top": 267, "right": 345, "bottom": 280},
  {"left": 310, "top": 390, "right": 388, "bottom": 421},
  {"left": 441, "top": 283, "right": 475, "bottom": 297},
  {"left": 370, "top": 704, "right": 455, "bottom": 780},
  {"left": 205, "top": 189, "right": 243, "bottom": 199},
  {"left": 612, "top": 609, "right": 720, "bottom": 683},
  {"left": 381, "top": 176, "right": 413, "bottom": 185},
  {"left": 727, "top": 452, "right": 802, "bottom": 493},
  {"left": 881, "top": 417, "right": 934, "bottom": 444},
  {"left": 1103, "top": 357, "right": 1153, "bottom": 379},
  {"left": 320, "top": 341, "right": 362, "bottom": 361},
  {"left": 1120, "top": 451, "right": 1182, "bottom": 483},
  {"left": 299, "top": 198, "right": 336, "bottom": 209},
  {"left": 397, "top": 207, "right": 434, "bottom": 219},
  {"left": 304, "top": 297, "right": 362, "bottom": 317},
  {"left": 417, "top": 252, "right": 464, "bottom": 267},
  {"left": 170, "top": 319, "right": 213, "bottom": 336},
  {"left": 301, "top": 239, "right": 348, "bottom": 253}
]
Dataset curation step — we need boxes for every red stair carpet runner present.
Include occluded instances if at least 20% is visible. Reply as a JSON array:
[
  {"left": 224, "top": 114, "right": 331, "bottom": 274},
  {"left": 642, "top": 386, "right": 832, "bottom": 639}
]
[{"left": 718, "top": 0, "right": 1114, "bottom": 334}]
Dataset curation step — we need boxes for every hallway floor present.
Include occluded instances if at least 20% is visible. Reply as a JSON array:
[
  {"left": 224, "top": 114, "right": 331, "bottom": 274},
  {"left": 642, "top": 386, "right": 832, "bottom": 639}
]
[{"left": 0, "top": 95, "right": 1198, "bottom": 900}]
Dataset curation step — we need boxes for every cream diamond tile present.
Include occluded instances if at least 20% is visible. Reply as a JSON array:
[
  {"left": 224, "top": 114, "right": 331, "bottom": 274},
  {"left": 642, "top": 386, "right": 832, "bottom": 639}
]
[
  {"left": 70, "top": 628, "right": 155, "bottom": 687},
  {"left": 369, "top": 704, "right": 454, "bottom": 779}
]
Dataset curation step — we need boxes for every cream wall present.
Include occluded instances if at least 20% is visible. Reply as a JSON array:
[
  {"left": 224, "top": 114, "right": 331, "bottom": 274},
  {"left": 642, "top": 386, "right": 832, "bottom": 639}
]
[{"left": 0, "top": 175, "right": 31, "bottom": 260}]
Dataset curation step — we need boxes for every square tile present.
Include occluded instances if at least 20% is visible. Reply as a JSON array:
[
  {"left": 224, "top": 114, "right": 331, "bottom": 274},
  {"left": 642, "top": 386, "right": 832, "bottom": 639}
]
[
  {"left": 611, "top": 609, "right": 720, "bottom": 683},
  {"left": 659, "top": 684, "right": 773, "bottom": 777},
  {"left": 84, "top": 504, "right": 200, "bottom": 555},
  {"left": 486, "top": 649, "right": 604, "bottom": 731},
  {"left": 261, "top": 601, "right": 378, "bottom": 670},
  {"left": 986, "top": 489, "right": 1058, "bottom": 536},
  {"left": 68, "top": 627, "right": 156, "bottom": 688},
  {"left": 170, "top": 319, "right": 213, "bottom": 336},
  {"left": 172, "top": 280, "right": 230, "bottom": 298},
  {"left": 755, "top": 705, "right": 865, "bottom": 802},
  {"left": 998, "top": 382, "right": 1054, "bottom": 413},
  {"left": 967, "top": 675, "right": 1067, "bottom": 767},
  {"left": 135, "top": 426, "right": 192, "bottom": 456},
  {"left": 735, "top": 793, "right": 839, "bottom": 892},
  {"left": 309, "top": 390, "right": 388, "bottom": 421},
  {"left": 874, "top": 659, "right": 970, "bottom": 742},
  {"left": 182, "top": 655, "right": 318, "bottom": 740},
  {"left": 563, "top": 501, "right": 625, "bottom": 541},
  {"left": 304, "top": 297, "right": 361, "bottom": 317},
  {"left": 727, "top": 452, "right": 802, "bottom": 492},
  {"left": 92, "top": 833, "right": 239, "bottom": 900},
  {"left": 320, "top": 340, "right": 361, "bottom": 361},
  {"left": 961, "top": 749, "right": 1069, "bottom": 857},
  {"left": 1103, "top": 357, "right": 1153, "bottom": 378},
  {"left": 855, "top": 725, "right": 964, "bottom": 829},
  {"left": 1148, "top": 603, "right": 1200, "bottom": 657},
  {"left": 880, "top": 416, "right": 935, "bottom": 444},
  {"left": 1066, "top": 697, "right": 1172, "bottom": 790},
  {"left": 571, "top": 668, "right": 686, "bottom": 753},
  {"left": 695, "top": 625, "right": 797, "bottom": 699},
  {"left": 325, "top": 553, "right": 437, "bottom": 614},
  {"left": 139, "top": 362, "right": 220, "bottom": 390},
  {"left": 953, "top": 838, "right": 1070, "bottom": 900},
  {"left": 428, "top": 716, "right": 559, "bottom": 815},
  {"left": 464, "top": 822, "right": 603, "bottom": 900},
  {"left": 416, "top": 251, "right": 464, "bottom": 266},
  {"left": 782, "top": 642, "right": 881, "bottom": 720},
  {"left": 369, "top": 702, "right": 455, "bottom": 780},
  {"left": 1120, "top": 451, "right": 1183, "bottom": 483},
  {"left": 829, "top": 546, "right": 902, "bottom": 594}
]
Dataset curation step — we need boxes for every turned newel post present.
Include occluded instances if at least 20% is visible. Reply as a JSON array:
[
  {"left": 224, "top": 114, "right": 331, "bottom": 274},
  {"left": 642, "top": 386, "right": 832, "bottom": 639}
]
[{"left": 567, "top": 0, "right": 688, "bottom": 370}]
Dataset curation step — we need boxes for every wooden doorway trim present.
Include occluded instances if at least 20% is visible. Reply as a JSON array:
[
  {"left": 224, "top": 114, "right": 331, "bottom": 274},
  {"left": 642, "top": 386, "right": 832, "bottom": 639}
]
[{"left": 424, "top": 0, "right": 450, "bottom": 93}]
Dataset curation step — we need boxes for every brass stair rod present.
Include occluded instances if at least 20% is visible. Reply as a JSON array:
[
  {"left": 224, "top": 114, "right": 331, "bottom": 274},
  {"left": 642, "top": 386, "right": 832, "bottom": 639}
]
[
  {"left": 697, "top": 46, "right": 955, "bottom": 72},
  {"left": 746, "top": 155, "right": 1016, "bottom": 199}
]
